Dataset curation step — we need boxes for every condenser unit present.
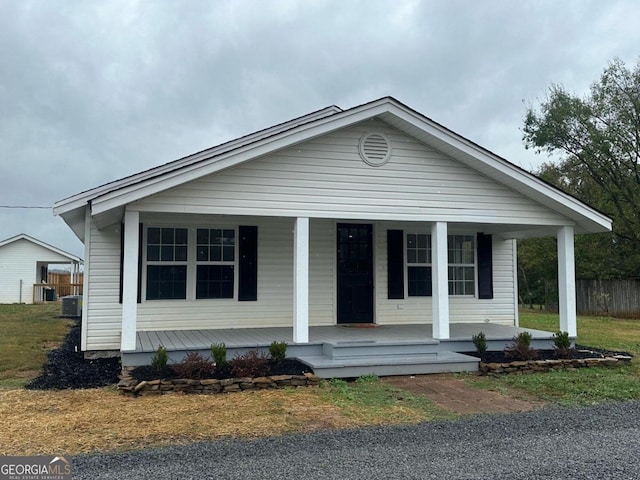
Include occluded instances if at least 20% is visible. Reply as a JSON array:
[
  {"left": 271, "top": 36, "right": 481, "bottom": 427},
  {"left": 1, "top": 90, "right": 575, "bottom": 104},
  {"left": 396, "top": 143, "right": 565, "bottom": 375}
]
[{"left": 61, "top": 295, "right": 82, "bottom": 317}]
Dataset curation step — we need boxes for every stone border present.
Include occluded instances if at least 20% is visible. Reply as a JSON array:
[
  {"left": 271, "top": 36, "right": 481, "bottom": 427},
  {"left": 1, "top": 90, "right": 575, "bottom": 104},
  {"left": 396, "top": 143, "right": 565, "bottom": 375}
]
[
  {"left": 117, "top": 369, "right": 321, "bottom": 396},
  {"left": 479, "top": 355, "right": 633, "bottom": 375}
]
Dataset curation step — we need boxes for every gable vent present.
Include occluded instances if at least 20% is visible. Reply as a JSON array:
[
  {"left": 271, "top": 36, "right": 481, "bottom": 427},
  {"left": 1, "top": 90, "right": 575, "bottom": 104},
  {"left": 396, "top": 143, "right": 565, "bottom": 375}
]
[{"left": 359, "top": 132, "right": 391, "bottom": 167}]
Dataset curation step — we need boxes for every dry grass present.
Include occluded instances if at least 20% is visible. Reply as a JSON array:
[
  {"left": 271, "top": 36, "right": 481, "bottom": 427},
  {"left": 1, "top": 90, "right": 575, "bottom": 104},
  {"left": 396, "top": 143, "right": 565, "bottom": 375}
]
[{"left": 1, "top": 385, "right": 437, "bottom": 456}]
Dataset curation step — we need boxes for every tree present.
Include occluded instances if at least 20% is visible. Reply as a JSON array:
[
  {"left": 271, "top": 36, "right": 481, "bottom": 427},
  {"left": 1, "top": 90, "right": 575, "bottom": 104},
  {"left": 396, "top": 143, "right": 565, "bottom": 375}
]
[{"left": 522, "top": 57, "right": 640, "bottom": 280}]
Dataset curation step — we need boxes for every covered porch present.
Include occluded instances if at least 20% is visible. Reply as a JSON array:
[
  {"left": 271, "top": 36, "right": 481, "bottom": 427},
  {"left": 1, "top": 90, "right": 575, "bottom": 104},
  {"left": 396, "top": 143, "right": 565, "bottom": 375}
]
[{"left": 122, "top": 322, "right": 556, "bottom": 378}]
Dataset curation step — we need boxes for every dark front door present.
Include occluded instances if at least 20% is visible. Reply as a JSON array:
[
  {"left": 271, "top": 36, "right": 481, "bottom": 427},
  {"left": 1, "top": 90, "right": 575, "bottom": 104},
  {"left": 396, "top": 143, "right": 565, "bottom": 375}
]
[{"left": 337, "top": 223, "right": 374, "bottom": 324}]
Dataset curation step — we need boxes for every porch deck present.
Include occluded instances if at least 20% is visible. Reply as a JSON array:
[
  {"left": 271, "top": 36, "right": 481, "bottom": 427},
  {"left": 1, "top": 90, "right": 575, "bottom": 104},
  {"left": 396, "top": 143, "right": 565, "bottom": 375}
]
[
  {"left": 123, "top": 323, "right": 556, "bottom": 378},
  {"left": 132, "top": 322, "right": 553, "bottom": 352}
]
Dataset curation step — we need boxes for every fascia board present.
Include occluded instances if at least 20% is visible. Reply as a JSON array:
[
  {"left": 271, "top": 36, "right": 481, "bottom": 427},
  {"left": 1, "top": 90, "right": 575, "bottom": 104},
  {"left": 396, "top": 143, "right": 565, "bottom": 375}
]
[{"left": 90, "top": 102, "right": 392, "bottom": 216}]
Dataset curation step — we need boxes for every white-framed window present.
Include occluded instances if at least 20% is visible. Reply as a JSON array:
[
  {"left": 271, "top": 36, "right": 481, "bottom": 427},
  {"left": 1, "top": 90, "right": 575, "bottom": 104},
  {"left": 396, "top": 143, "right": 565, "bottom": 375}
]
[
  {"left": 448, "top": 235, "right": 475, "bottom": 296},
  {"left": 195, "top": 228, "right": 235, "bottom": 299},
  {"left": 405, "top": 233, "right": 476, "bottom": 296},
  {"left": 145, "top": 227, "right": 188, "bottom": 300},
  {"left": 407, "top": 233, "right": 432, "bottom": 296}
]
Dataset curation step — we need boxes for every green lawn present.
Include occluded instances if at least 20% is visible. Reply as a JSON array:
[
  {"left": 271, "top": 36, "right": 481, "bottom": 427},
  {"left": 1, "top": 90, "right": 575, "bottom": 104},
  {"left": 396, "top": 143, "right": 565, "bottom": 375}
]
[
  {"left": 465, "top": 309, "right": 640, "bottom": 406},
  {"left": 0, "top": 303, "right": 72, "bottom": 387}
]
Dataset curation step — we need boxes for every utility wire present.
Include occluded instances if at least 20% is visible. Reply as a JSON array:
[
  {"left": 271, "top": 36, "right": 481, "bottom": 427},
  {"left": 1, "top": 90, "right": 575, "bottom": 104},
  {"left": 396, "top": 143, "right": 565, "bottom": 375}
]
[{"left": 0, "top": 205, "right": 50, "bottom": 209}]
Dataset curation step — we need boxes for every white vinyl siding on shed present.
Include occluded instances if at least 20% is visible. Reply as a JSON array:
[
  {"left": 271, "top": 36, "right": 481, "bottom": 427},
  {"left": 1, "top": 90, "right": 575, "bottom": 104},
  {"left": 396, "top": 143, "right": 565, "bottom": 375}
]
[
  {"left": 0, "top": 239, "right": 76, "bottom": 304},
  {"left": 133, "top": 119, "right": 569, "bottom": 227}
]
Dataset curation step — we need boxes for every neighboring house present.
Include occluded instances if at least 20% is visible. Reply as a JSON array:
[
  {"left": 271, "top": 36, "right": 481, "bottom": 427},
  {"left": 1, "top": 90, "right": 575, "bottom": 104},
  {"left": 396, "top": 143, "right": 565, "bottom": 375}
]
[
  {"left": 53, "top": 97, "right": 611, "bottom": 376},
  {"left": 0, "top": 234, "right": 83, "bottom": 304}
]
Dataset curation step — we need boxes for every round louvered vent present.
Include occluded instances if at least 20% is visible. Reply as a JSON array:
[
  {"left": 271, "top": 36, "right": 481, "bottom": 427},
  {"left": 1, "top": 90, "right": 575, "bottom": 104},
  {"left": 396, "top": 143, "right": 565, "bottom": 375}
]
[{"left": 359, "top": 132, "right": 391, "bottom": 167}]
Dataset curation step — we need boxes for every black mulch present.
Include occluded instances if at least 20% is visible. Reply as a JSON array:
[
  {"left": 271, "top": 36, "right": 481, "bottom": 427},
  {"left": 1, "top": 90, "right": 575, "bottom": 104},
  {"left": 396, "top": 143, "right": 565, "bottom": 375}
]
[
  {"left": 25, "top": 320, "right": 121, "bottom": 390},
  {"left": 131, "top": 358, "right": 312, "bottom": 382},
  {"left": 464, "top": 344, "right": 634, "bottom": 364}
]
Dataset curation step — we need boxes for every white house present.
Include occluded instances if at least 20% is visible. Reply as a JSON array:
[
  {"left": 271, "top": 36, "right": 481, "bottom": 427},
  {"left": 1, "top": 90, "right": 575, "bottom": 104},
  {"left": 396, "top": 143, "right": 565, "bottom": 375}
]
[
  {"left": 0, "top": 234, "right": 83, "bottom": 304},
  {"left": 53, "top": 97, "right": 611, "bottom": 376}
]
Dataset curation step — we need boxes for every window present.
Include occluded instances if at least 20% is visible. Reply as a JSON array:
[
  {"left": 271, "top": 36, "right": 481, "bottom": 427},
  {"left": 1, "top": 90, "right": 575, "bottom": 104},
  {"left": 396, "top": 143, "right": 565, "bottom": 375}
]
[
  {"left": 405, "top": 233, "right": 476, "bottom": 297},
  {"left": 196, "top": 228, "right": 235, "bottom": 299},
  {"left": 146, "top": 227, "right": 188, "bottom": 300},
  {"left": 448, "top": 235, "right": 475, "bottom": 296},
  {"left": 407, "top": 233, "right": 432, "bottom": 296}
]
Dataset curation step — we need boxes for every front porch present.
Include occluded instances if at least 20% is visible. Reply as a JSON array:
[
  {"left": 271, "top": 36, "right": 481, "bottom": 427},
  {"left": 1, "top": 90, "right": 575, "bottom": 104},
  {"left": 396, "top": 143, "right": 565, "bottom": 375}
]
[{"left": 122, "top": 322, "right": 556, "bottom": 378}]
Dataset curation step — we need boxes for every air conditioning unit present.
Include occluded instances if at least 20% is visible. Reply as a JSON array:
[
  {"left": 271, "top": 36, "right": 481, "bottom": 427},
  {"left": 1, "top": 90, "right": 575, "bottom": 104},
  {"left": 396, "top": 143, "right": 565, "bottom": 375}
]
[{"left": 61, "top": 295, "right": 82, "bottom": 317}]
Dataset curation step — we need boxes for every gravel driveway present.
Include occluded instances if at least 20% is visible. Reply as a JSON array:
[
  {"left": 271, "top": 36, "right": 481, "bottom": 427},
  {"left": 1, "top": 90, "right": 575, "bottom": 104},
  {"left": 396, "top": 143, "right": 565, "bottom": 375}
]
[{"left": 73, "top": 400, "right": 640, "bottom": 480}]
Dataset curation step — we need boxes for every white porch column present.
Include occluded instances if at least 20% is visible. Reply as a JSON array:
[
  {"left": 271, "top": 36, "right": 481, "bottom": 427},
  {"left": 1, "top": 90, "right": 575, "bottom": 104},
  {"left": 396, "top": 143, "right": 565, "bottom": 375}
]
[
  {"left": 557, "top": 226, "right": 577, "bottom": 337},
  {"left": 121, "top": 210, "right": 140, "bottom": 351},
  {"left": 293, "top": 217, "right": 309, "bottom": 343},
  {"left": 431, "top": 221, "right": 450, "bottom": 339}
]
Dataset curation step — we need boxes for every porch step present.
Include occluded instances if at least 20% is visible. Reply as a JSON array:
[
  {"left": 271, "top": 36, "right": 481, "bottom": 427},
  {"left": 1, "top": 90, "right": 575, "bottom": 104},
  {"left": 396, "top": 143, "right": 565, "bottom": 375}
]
[
  {"left": 323, "top": 340, "right": 440, "bottom": 359},
  {"left": 297, "top": 351, "right": 479, "bottom": 379}
]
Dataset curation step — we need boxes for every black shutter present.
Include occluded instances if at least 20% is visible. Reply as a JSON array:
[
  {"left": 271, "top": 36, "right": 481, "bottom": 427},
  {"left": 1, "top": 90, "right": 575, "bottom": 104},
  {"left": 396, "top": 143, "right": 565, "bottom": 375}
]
[
  {"left": 137, "top": 223, "right": 143, "bottom": 303},
  {"left": 119, "top": 224, "right": 124, "bottom": 304},
  {"left": 238, "top": 225, "right": 258, "bottom": 301},
  {"left": 477, "top": 233, "right": 493, "bottom": 300},
  {"left": 387, "top": 229, "right": 404, "bottom": 299}
]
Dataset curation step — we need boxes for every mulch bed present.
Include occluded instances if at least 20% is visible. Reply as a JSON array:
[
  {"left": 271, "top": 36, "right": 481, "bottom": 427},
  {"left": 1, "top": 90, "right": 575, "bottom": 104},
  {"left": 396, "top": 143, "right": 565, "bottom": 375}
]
[
  {"left": 464, "top": 344, "right": 634, "bottom": 364},
  {"left": 24, "top": 320, "right": 311, "bottom": 389},
  {"left": 25, "top": 320, "right": 121, "bottom": 390}
]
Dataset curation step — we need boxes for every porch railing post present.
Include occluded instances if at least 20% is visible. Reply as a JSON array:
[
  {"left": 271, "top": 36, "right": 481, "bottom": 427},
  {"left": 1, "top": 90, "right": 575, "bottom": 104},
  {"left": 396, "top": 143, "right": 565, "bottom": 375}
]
[
  {"left": 557, "top": 225, "right": 577, "bottom": 337},
  {"left": 121, "top": 210, "right": 140, "bottom": 351},
  {"left": 431, "top": 221, "right": 450, "bottom": 339},
  {"left": 293, "top": 217, "right": 309, "bottom": 343}
]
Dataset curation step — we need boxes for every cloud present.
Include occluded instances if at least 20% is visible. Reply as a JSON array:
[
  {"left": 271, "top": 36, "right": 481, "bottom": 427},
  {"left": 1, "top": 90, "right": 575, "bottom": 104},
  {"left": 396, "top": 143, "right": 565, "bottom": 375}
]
[{"left": 1, "top": 0, "right": 639, "bottom": 256}]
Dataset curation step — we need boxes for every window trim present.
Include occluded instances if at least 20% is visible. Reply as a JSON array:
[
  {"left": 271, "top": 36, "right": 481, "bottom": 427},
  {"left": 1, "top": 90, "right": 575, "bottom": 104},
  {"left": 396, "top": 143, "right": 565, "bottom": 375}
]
[
  {"left": 195, "top": 227, "right": 237, "bottom": 300},
  {"left": 142, "top": 225, "right": 238, "bottom": 301},
  {"left": 144, "top": 227, "right": 189, "bottom": 301},
  {"left": 406, "top": 231, "right": 432, "bottom": 297},
  {"left": 404, "top": 231, "right": 478, "bottom": 297}
]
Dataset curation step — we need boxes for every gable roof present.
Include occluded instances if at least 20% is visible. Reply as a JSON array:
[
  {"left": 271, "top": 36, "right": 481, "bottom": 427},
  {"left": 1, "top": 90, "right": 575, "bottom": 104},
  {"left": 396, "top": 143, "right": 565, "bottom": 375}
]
[
  {"left": 54, "top": 96, "right": 611, "bottom": 240},
  {"left": 0, "top": 234, "right": 83, "bottom": 263}
]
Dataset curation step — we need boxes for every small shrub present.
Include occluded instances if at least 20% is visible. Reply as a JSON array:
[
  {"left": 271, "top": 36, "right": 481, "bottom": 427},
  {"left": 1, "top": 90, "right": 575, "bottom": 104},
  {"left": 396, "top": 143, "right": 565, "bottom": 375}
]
[
  {"left": 472, "top": 331, "right": 487, "bottom": 357},
  {"left": 171, "top": 352, "right": 215, "bottom": 379},
  {"left": 211, "top": 343, "right": 227, "bottom": 367},
  {"left": 356, "top": 374, "right": 379, "bottom": 384},
  {"left": 151, "top": 345, "right": 168, "bottom": 372},
  {"left": 505, "top": 331, "right": 538, "bottom": 361},
  {"left": 269, "top": 341, "right": 288, "bottom": 364},
  {"left": 230, "top": 350, "right": 270, "bottom": 378},
  {"left": 552, "top": 331, "right": 573, "bottom": 359}
]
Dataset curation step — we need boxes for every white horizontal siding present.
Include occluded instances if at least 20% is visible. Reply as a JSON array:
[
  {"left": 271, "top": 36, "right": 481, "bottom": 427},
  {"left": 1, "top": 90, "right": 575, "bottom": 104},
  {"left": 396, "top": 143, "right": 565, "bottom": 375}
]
[
  {"left": 375, "top": 222, "right": 516, "bottom": 326},
  {"left": 309, "top": 218, "right": 335, "bottom": 326},
  {"left": 136, "top": 216, "right": 294, "bottom": 331},
  {"left": 134, "top": 119, "right": 568, "bottom": 226},
  {"left": 84, "top": 215, "right": 516, "bottom": 351},
  {"left": 134, "top": 216, "right": 336, "bottom": 331},
  {"left": 0, "top": 239, "right": 75, "bottom": 304},
  {"left": 85, "top": 222, "right": 122, "bottom": 350}
]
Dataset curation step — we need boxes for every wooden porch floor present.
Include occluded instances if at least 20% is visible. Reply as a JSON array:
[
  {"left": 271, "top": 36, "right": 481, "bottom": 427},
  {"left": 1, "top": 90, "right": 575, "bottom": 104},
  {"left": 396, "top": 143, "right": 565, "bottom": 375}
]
[{"left": 134, "top": 323, "right": 554, "bottom": 353}]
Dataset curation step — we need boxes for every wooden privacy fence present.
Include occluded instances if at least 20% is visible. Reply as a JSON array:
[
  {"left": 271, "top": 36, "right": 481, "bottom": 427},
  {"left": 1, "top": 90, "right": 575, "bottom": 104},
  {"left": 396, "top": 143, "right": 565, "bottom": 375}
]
[
  {"left": 576, "top": 279, "right": 640, "bottom": 317},
  {"left": 33, "top": 272, "right": 84, "bottom": 303}
]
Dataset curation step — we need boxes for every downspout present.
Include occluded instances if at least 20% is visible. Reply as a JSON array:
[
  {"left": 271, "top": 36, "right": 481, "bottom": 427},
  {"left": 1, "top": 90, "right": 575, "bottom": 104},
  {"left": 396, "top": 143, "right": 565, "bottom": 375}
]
[{"left": 19, "top": 279, "right": 22, "bottom": 303}]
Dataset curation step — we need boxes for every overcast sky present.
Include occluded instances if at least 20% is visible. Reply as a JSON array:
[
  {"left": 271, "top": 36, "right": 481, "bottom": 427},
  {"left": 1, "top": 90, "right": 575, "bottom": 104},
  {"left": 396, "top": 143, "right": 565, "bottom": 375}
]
[{"left": 1, "top": 0, "right": 639, "bottom": 259}]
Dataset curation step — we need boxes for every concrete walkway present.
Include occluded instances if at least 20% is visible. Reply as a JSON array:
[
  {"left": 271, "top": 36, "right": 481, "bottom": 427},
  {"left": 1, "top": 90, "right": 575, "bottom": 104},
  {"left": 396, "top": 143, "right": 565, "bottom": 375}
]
[{"left": 382, "top": 374, "right": 544, "bottom": 415}]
